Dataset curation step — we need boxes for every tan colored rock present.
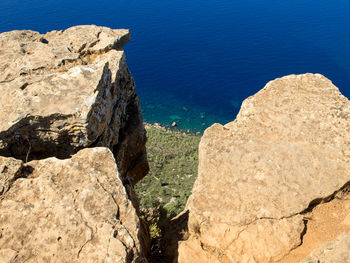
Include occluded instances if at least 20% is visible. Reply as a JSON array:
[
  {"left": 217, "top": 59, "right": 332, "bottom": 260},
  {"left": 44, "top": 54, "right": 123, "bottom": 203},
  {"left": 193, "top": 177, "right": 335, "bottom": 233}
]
[
  {"left": 277, "top": 189, "right": 350, "bottom": 263},
  {"left": 0, "top": 156, "right": 23, "bottom": 195},
  {"left": 300, "top": 233, "right": 350, "bottom": 263},
  {"left": 177, "top": 74, "right": 350, "bottom": 263},
  {"left": 0, "top": 147, "right": 149, "bottom": 263},
  {"left": 0, "top": 25, "right": 148, "bottom": 182}
]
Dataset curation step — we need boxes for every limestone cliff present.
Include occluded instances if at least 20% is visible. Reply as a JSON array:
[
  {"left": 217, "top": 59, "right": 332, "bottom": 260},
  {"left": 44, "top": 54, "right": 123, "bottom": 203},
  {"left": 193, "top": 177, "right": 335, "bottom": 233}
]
[
  {"left": 0, "top": 26, "right": 150, "bottom": 262},
  {"left": 0, "top": 25, "right": 148, "bottom": 182},
  {"left": 173, "top": 74, "right": 350, "bottom": 263},
  {"left": 0, "top": 148, "right": 148, "bottom": 263},
  {"left": 2, "top": 25, "right": 350, "bottom": 263}
]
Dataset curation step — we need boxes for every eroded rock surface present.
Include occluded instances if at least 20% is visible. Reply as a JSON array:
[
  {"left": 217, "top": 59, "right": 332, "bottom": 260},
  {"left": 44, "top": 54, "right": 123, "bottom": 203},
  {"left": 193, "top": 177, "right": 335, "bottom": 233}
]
[
  {"left": 0, "top": 25, "right": 148, "bottom": 182},
  {"left": 0, "top": 147, "right": 149, "bottom": 263},
  {"left": 176, "top": 74, "right": 350, "bottom": 263},
  {"left": 300, "top": 233, "right": 350, "bottom": 263}
]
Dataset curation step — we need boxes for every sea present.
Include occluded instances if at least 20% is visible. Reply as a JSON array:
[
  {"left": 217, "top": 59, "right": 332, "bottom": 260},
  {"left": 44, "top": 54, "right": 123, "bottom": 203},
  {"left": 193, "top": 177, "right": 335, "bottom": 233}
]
[{"left": 1, "top": 0, "right": 350, "bottom": 132}]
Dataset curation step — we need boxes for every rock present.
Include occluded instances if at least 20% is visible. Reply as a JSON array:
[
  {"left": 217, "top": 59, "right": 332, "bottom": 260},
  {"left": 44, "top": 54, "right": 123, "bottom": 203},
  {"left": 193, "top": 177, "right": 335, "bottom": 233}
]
[
  {"left": 171, "top": 122, "right": 177, "bottom": 127},
  {"left": 0, "top": 25, "right": 150, "bottom": 261},
  {"left": 300, "top": 233, "right": 350, "bottom": 263},
  {"left": 0, "top": 25, "right": 148, "bottom": 183},
  {"left": 176, "top": 74, "right": 350, "bottom": 263},
  {"left": 0, "top": 156, "right": 23, "bottom": 195},
  {"left": 169, "top": 115, "right": 181, "bottom": 121},
  {"left": 0, "top": 147, "right": 149, "bottom": 263}
]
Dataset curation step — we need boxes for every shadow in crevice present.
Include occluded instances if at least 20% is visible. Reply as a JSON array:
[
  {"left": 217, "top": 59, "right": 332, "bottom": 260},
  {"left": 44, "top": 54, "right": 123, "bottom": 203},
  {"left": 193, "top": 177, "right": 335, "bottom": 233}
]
[
  {"left": 300, "top": 181, "right": 350, "bottom": 215},
  {"left": 157, "top": 210, "right": 189, "bottom": 263},
  {"left": 0, "top": 113, "right": 78, "bottom": 162}
]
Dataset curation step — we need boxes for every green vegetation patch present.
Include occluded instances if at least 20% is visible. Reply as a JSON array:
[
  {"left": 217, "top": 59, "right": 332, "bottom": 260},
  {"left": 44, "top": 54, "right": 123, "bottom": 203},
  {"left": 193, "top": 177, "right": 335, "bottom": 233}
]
[{"left": 135, "top": 124, "right": 201, "bottom": 219}]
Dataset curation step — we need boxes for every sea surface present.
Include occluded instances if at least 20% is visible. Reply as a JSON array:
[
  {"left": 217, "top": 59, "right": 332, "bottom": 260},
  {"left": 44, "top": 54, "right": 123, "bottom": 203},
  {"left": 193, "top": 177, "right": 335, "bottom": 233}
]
[{"left": 1, "top": 0, "right": 350, "bottom": 132}]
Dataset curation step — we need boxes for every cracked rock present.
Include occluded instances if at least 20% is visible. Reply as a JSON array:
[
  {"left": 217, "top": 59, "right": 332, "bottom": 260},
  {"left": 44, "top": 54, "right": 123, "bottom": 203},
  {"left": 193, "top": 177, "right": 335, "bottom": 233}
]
[
  {"left": 174, "top": 74, "right": 350, "bottom": 263},
  {"left": 0, "top": 25, "right": 148, "bottom": 183},
  {"left": 0, "top": 147, "right": 149, "bottom": 263}
]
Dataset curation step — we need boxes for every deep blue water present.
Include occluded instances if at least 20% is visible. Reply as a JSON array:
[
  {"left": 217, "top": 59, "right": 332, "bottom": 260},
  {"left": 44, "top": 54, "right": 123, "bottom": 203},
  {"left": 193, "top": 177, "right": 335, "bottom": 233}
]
[{"left": 1, "top": 0, "right": 350, "bottom": 132}]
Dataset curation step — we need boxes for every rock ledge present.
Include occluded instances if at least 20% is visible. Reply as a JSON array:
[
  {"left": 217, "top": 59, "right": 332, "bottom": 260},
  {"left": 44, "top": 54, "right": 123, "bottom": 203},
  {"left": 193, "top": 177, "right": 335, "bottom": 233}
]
[{"left": 0, "top": 25, "right": 148, "bottom": 182}]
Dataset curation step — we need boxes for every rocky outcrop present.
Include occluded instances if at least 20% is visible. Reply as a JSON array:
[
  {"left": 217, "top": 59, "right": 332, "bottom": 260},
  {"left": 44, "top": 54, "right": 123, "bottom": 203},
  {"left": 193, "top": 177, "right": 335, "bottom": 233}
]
[
  {"left": 0, "top": 25, "right": 148, "bottom": 182},
  {"left": 0, "top": 26, "right": 150, "bottom": 262},
  {"left": 175, "top": 74, "right": 350, "bottom": 263},
  {"left": 0, "top": 147, "right": 149, "bottom": 262}
]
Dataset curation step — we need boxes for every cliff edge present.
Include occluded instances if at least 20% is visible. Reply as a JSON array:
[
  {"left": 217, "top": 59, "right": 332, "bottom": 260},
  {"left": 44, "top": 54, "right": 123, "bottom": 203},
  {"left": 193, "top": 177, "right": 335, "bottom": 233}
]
[
  {"left": 0, "top": 25, "right": 148, "bottom": 182},
  {"left": 172, "top": 74, "right": 350, "bottom": 263},
  {"left": 0, "top": 26, "right": 149, "bottom": 262}
]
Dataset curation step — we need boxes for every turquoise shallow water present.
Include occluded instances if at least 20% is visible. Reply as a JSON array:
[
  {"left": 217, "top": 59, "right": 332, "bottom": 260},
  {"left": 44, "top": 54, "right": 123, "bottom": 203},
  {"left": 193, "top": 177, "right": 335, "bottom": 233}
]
[{"left": 1, "top": 0, "right": 350, "bottom": 132}]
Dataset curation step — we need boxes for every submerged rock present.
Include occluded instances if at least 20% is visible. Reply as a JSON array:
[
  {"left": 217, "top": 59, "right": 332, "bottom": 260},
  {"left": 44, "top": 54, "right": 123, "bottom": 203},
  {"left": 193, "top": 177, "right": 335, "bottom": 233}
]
[
  {"left": 174, "top": 74, "right": 350, "bottom": 262},
  {"left": 0, "top": 147, "right": 149, "bottom": 263},
  {"left": 169, "top": 115, "right": 182, "bottom": 121},
  {"left": 0, "top": 25, "right": 148, "bottom": 182}
]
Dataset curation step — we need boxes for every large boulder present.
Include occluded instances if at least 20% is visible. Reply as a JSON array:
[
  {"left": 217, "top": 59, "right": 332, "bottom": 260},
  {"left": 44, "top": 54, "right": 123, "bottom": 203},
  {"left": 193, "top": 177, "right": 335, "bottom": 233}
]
[
  {"left": 0, "top": 147, "right": 149, "bottom": 263},
  {"left": 0, "top": 25, "right": 148, "bottom": 183},
  {"left": 176, "top": 74, "right": 350, "bottom": 263}
]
